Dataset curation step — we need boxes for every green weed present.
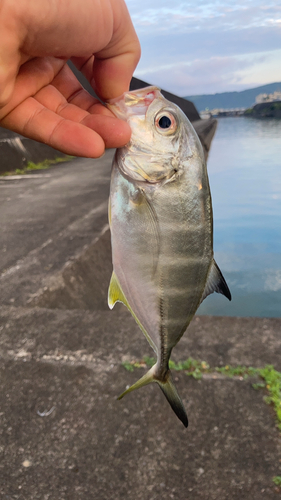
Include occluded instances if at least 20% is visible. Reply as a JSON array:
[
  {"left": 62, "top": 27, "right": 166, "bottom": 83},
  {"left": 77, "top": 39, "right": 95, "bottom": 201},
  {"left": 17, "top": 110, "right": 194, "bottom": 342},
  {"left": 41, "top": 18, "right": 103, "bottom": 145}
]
[
  {"left": 122, "top": 361, "right": 135, "bottom": 372},
  {"left": 2, "top": 156, "right": 74, "bottom": 176},
  {"left": 273, "top": 476, "right": 281, "bottom": 487},
  {"left": 215, "top": 365, "right": 258, "bottom": 379},
  {"left": 258, "top": 365, "right": 281, "bottom": 430},
  {"left": 121, "top": 357, "right": 281, "bottom": 427}
]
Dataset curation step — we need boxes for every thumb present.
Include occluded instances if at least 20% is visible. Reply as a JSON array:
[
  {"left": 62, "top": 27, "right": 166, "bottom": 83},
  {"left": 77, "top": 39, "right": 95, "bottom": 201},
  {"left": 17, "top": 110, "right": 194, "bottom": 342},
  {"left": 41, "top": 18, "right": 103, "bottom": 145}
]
[
  {"left": 72, "top": 0, "right": 140, "bottom": 102},
  {"left": 91, "top": 0, "right": 140, "bottom": 101},
  {"left": 92, "top": 44, "right": 141, "bottom": 102}
]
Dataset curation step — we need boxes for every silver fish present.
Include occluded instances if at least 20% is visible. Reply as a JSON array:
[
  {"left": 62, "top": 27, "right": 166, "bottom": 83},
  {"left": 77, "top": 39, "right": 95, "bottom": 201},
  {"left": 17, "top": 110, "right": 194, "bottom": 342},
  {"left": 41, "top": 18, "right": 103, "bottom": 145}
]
[{"left": 107, "top": 87, "right": 231, "bottom": 427}]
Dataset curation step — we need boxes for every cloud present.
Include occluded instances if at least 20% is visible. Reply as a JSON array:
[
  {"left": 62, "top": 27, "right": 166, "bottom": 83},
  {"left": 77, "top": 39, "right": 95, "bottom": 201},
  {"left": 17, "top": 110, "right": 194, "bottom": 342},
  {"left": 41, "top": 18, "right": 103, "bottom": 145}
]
[
  {"left": 135, "top": 25, "right": 281, "bottom": 67},
  {"left": 133, "top": 25, "right": 281, "bottom": 94},
  {"left": 128, "top": 1, "right": 281, "bottom": 34},
  {"left": 135, "top": 54, "right": 259, "bottom": 95},
  {"left": 126, "top": 0, "right": 281, "bottom": 93}
]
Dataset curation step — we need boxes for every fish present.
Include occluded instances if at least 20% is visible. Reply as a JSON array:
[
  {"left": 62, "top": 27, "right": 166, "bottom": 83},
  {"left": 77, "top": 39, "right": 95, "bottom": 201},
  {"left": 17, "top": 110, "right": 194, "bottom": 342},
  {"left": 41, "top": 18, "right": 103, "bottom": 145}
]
[{"left": 107, "top": 86, "right": 231, "bottom": 427}]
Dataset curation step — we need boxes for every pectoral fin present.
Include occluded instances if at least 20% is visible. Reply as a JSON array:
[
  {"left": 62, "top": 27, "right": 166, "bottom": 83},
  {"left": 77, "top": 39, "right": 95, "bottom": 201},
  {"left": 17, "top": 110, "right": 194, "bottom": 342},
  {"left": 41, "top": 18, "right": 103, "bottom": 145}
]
[
  {"left": 130, "top": 188, "right": 160, "bottom": 277},
  {"left": 201, "top": 259, "right": 231, "bottom": 303},
  {"left": 108, "top": 197, "right": 112, "bottom": 228}
]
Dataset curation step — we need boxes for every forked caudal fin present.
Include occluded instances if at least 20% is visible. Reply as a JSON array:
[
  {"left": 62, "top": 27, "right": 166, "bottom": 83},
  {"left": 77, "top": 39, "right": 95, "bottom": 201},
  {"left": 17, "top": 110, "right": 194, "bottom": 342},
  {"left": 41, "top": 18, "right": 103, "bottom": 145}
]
[{"left": 118, "top": 364, "right": 188, "bottom": 428}]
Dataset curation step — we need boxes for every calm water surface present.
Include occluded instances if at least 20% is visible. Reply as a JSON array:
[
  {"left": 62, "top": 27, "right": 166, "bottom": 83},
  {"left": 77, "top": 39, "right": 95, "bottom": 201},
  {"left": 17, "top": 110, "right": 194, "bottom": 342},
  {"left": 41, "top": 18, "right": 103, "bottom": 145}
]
[{"left": 197, "top": 116, "right": 281, "bottom": 318}]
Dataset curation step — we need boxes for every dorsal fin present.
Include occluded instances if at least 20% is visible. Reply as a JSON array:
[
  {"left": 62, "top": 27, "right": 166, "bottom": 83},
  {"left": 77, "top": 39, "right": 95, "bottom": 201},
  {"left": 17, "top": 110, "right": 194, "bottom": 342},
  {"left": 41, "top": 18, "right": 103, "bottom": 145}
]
[{"left": 201, "top": 259, "right": 231, "bottom": 303}]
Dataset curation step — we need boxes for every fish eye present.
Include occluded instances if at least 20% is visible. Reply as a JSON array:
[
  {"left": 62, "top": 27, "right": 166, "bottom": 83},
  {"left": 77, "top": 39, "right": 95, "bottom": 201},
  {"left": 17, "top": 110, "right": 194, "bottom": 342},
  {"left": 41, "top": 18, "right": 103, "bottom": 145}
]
[
  {"left": 158, "top": 116, "right": 171, "bottom": 128},
  {"left": 155, "top": 111, "right": 177, "bottom": 135}
]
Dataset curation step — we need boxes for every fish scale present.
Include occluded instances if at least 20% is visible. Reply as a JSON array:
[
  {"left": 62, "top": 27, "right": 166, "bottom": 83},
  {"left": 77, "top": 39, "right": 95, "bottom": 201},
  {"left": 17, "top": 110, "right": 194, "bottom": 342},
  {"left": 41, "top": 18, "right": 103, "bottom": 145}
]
[{"left": 107, "top": 87, "right": 231, "bottom": 427}]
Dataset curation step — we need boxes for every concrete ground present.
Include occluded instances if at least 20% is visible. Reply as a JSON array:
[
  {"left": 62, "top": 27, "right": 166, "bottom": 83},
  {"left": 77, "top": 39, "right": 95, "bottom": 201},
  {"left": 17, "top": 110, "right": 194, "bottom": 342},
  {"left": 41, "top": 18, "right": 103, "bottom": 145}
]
[{"left": 1, "top": 154, "right": 281, "bottom": 499}]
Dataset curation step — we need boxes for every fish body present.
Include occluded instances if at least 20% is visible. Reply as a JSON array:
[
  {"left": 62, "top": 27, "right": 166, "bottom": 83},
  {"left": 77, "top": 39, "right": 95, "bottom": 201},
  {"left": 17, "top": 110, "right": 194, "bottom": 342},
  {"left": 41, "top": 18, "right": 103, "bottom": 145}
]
[{"left": 107, "top": 87, "right": 231, "bottom": 427}]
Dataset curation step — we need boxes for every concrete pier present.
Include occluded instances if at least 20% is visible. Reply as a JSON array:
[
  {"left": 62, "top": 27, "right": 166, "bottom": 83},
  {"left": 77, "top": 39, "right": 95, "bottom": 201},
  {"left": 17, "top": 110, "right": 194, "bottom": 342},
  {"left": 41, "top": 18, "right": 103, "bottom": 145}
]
[{"left": 0, "top": 154, "right": 281, "bottom": 499}]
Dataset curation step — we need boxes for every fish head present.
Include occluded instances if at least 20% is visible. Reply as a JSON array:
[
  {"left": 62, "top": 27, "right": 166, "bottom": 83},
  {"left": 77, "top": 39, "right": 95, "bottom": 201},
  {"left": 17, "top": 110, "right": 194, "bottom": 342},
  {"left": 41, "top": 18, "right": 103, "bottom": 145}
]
[{"left": 107, "top": 87, "right": 203, "bottom": 183}]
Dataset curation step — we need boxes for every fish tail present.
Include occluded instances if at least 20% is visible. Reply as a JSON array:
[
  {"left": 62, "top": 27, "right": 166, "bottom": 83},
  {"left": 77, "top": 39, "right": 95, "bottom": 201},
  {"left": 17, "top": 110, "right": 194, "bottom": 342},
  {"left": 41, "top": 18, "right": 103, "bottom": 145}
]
[
  {"left": 117, "top": 364, "right": 157, "bottom": 400},
  {"left": 158, "top": 371, "right": 188, "bottom": 428},
  {"left": 118, "top": 365, "right": 188, "bottom": 428}
]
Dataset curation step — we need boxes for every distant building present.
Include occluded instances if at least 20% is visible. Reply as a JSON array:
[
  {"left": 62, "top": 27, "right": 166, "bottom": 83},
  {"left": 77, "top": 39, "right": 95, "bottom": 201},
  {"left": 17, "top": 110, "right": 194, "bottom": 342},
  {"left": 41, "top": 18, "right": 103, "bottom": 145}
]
[
  {"left": 200, "top": 108, "right": 245, "bottom": 118},
  {"left": 255, "top": 91, "right": 281, "bottom": 104}
]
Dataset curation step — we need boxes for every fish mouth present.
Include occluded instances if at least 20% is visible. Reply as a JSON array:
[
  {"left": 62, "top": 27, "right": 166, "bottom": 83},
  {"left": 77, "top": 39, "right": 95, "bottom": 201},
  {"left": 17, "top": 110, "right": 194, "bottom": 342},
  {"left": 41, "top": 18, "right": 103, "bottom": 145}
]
[{"left": 106, "top": 86, "right": 161, "bottom": 121}]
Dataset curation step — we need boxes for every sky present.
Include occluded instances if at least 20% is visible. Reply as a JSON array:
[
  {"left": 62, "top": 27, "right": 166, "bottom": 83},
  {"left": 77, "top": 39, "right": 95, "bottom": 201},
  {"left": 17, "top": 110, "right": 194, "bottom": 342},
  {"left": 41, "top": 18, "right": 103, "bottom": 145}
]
[{"left": 126, "top": 0, "right": 281, "bottom": 96}]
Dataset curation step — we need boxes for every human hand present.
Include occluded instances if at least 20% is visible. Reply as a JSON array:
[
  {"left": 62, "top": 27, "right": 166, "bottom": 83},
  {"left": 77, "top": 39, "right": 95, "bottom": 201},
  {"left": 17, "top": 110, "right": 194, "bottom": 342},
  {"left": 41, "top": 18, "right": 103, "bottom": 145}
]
[{"left": 0, "top": 0, "right": 140, "bottom": 157}]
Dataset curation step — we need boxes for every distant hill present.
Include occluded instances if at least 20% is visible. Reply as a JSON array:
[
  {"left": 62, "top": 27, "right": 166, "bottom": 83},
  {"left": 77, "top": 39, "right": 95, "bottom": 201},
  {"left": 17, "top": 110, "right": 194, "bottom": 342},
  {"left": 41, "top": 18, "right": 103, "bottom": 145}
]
[
  {"left": 184, "top": 83, "right": 281, "bottom": 111},
  {"left": 245, "top": 101, "right": 281, "bottom": 119}
]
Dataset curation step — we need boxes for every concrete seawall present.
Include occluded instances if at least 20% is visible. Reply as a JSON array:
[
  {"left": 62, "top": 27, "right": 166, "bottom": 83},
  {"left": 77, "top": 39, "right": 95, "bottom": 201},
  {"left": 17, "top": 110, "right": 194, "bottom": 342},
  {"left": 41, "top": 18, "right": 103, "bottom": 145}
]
[{"left": 0, "top": 126, "right": 68, "bottom": 174}]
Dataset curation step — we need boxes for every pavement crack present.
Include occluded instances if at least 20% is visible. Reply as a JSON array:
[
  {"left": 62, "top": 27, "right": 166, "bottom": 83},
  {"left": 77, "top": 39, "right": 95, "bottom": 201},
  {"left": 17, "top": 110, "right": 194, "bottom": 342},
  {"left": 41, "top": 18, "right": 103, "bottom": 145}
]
[{"left": 1, "top": 347, "right": 117, "bottom": 374}]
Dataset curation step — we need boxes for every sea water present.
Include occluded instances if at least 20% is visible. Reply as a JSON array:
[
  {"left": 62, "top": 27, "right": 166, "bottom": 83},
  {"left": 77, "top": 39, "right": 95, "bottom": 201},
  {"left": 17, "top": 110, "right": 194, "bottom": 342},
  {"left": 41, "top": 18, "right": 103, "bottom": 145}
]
[{"left": 197, "top": 116, "right": 281, "bottom": 318}]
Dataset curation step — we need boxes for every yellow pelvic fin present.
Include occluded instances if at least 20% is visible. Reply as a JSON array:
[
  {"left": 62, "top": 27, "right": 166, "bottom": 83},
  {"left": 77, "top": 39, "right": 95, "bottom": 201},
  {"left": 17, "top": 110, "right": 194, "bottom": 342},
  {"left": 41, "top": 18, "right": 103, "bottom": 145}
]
[
  {"left": 108, "top": 270, "right": 128, "bottom": 310},
  {"left": 108, "top": 271, "right": 157, "bottom": 352}
]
